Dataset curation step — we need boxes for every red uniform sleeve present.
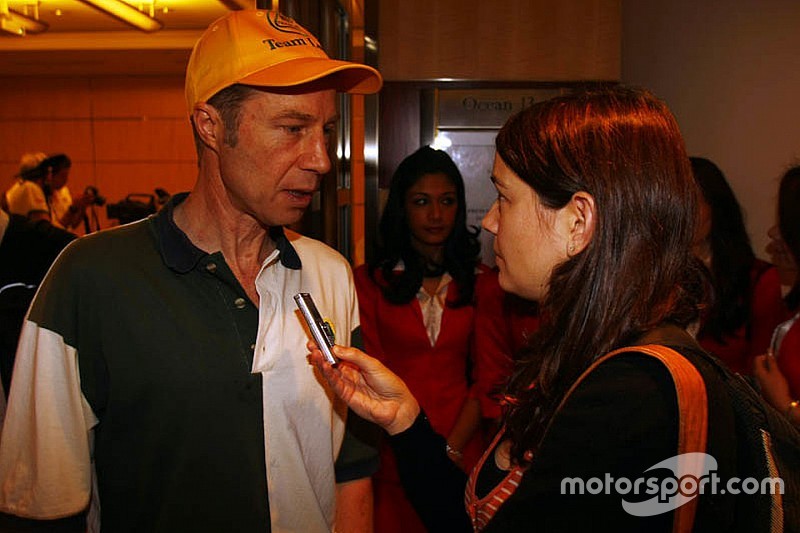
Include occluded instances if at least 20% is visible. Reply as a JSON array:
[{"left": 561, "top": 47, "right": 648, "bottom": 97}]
[
  {"left": 750, "top": 265, "right": 791, "bottom": 359},
  {"left": 777, "top": 319, "right": 800, "bottom": 398},
  {"left": 472, "top": 269, "right": 516, "bottom": 420},
  {"left": 353, "top": 264, "right": 386, "bottom": 360}
]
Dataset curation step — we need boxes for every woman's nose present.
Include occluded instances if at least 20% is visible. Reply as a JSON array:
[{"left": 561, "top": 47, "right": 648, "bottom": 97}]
[{"left": 482, "top": 201, "right": 498, "bottom": 234}]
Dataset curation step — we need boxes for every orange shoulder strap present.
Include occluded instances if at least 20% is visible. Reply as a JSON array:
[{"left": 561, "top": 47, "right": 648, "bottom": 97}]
[{"left": 555, "top": 344, "right": 708, "bottom": 533}]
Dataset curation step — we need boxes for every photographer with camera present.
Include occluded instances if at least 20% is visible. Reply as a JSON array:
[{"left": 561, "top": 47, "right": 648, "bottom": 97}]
[
  {"left": 3, "top": 153, "right": 103, "bottom": 234},
  {"left": 43, "top": 154, "right": 105, "bottom": 233}
]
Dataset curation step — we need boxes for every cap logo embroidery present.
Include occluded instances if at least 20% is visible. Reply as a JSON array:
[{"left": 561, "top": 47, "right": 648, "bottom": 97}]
[{"left": 264, "top": 12, "right": 322, "bottom": 51}]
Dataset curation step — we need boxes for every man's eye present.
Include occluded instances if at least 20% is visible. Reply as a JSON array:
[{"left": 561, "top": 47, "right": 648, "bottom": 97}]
[{"left": 283, "top": 125, "right": 303, "bottom": 134}]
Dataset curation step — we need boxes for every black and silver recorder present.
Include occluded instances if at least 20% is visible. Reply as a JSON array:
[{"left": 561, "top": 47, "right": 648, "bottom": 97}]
[{"left": 294, "top": 292, "right": 338, "bottom": 366}]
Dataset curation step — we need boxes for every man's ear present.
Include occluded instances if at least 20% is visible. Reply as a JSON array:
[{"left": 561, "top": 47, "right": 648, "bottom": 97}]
[
  {"left": 566, "top": 191, "right": 596, "bottom": 257},
  {"left": 191, "top": 103, "right": 223, "bottom": 152}
]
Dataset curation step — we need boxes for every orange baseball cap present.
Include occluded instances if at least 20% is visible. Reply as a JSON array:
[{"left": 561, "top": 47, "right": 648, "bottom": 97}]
[{"left": 185, "top": 10, "right": 382, "bottom": 114}]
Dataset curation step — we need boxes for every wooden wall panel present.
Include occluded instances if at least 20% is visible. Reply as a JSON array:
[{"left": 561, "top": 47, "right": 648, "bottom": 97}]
[
  {"left": 0, "top": 120, "right": 94, "bottom": 163},
  {"left": 0, "top": 78, "right": 93, "bottom": 119},
  {"left": 377, "top": 83, "right": 421, "bottom": 187},
  {"left": 91, "top": 76, "right": 188, "bottom": 118},
  {"left": 378, "top": 0, "right": 621, "bottom": 81},
  {"left": 92, "top": 119, "right": 195, "bottom": 161}
]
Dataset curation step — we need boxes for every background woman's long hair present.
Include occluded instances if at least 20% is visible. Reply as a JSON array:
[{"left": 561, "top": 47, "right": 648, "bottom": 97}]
[
  {"left": 368, "top": 146, "right": 480, "bottom": 307},
  {"left": 500, "top": 86, "right": 705, "bottom": 463},
  {"left": 691, "top": 156, "right": 758, "bottom": 342},
  {"left": 779, "top": 166, "right": 800, "bottom": 311}
]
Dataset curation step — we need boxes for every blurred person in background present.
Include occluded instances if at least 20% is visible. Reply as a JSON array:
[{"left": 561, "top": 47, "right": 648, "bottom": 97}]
[
  {"left": 754, "top": 165, "right": 800, "bottom": 426},
  {"left": 42, "top": 154, "right": 100, "bottom": 233},
  {"left": 691, "top": 156, "right": 787, "bottom": 375},
  {"left": 3, "top": 153, "right": 98, "bottom": 234},
  {"left": 0, "top": 209, "right": 75, "bottom": 399},
  {"left": 3, "top": 152, "right": 49, "bottom": 221},
  {"left": 355, "top": 146, "right": 499, "bottom": 532}
]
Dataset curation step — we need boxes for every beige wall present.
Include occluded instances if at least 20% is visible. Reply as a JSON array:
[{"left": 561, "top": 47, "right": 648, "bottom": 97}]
[
  {"left": 622, "top": 0, "right": 800, "bottom": 260},
  {"left": 0, "top": 75, "right": 197, "bottom": 231},
  {"left": 379, "top": 0, "right": 621, "bottom": 81}
]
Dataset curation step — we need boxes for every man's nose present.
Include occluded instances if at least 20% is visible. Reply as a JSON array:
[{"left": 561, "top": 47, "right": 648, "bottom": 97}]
[{"left": 300, "top": 130, "right": 331, "bottom": 175}]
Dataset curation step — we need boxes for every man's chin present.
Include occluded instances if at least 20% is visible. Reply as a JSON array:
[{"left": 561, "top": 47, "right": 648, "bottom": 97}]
[{"left": 260, "top": 209, "right": 307, "bottom": 229}]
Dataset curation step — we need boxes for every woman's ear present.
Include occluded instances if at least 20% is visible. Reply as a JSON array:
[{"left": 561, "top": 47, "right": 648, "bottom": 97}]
[
  {"left": 191, "top": 103, "right": 223, "bottom": 152},
  {"left": 565, "top": 191, "right": 596, "bottom": 257}
]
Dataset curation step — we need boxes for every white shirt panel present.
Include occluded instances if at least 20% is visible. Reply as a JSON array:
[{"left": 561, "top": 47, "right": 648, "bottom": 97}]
[{"left": 254, "top": 230, "right": 358, "bottom": 532}]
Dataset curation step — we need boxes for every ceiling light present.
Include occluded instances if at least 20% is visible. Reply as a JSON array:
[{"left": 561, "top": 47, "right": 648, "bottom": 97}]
[
  {"left": 217, "top": 0, "right": 258, "bottom": 9},
  {"left": 0, "top": 0, "right": 48, "bottom": 36},
  {"left": 76, "top": 0, "right": 163, "bottom": 33}
]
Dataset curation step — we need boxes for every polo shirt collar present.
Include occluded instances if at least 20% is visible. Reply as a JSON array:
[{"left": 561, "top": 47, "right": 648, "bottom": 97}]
[{"left": 153, "top": 192, "right": 302, "bottom": 273}]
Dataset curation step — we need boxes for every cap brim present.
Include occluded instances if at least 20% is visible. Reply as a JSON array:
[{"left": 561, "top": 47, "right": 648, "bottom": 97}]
[{"left": 237, "top": 57, "right": 382, "bottom": 95}]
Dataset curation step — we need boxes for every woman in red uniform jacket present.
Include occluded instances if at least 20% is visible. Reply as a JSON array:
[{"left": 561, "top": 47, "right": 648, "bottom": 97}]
[
  {"left": 754, "top": 165, "right": 800, "bottom": 424},
  {"left": 472, "top": 268, "right": 540, "bottom": 423},
  {"left": 691, "top": 157, "right": 787, "bottom": 375},
  {"left": 354, "top": 146, "right": 490, "bottom": 533}
]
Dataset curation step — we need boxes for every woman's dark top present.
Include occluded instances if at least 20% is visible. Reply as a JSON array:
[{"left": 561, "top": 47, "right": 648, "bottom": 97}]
[{"left": 389, "top": 329, "right": 743, "bottom": 532}]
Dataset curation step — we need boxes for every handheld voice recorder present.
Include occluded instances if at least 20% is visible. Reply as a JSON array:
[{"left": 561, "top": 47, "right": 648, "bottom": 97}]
[{"left": 294, "top": 292, "right": 338, "bottom": 366}]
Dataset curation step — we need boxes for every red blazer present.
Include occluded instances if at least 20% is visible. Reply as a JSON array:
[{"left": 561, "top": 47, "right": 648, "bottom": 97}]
[
  {"left": 472, "top": 268, "right": 540, "bottom": 420},
  {"left": 356, "top": 263, "right": 517, "bottom": 533},
  {"left": 698, "top": 262, "right": 788, "bottom": 375},
  {"left": 355, "top": 264, "right": 483, "bottom": 453},
  {"left": 777, "top": 315, "right": 800, "bottom": 398}
]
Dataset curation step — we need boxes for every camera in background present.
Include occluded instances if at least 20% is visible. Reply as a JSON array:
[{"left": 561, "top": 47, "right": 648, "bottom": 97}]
[
  {"left": 84, "top": 186, "right": 106, "bottom": 207},
  {"left": 106, "top": 189, "right": 171, "bottom": 225}
]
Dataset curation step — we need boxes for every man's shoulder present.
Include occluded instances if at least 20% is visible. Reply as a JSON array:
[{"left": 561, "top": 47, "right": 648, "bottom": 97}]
[
  {"left": 54, "top": 219, "right": 155, "bottom": 272},
  {"left": 284, "top": 229, "right": 350, "bottom": 269}
]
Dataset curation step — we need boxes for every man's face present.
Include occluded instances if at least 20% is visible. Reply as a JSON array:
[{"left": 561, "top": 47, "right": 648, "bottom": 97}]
[{"left": 216, "top": 88, "right": 337, "bottom": 227}]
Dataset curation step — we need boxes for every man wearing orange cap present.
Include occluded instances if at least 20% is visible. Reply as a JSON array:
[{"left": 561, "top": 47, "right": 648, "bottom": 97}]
[{"left": 0, "top": 10, "right": 381, "bottom": 532}]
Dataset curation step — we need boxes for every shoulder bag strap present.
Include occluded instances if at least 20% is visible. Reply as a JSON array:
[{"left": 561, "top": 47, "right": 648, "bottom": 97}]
[{"left": 550, "top": 344, "right": 708, "bottom": 533}]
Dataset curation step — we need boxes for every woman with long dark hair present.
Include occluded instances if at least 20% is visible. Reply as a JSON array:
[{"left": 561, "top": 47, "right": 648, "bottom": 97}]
[
  {"left": 690, "top": 157, "right": 786, "bottom": 374},
  {"left": 754, "top": 165, "right": 800, "bottom": 425},
  {"left": 354, "top": 146, "right": 487, "bottom": 532},
  {"left": 314, "top": 87, "right": 748, "bottom": 530}
]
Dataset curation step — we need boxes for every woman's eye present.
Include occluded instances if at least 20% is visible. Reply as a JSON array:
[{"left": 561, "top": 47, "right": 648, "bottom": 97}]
[
  {"left": 412, "top": 198, "right": 428, "bottom": 206},
  {"left": 441, "top": 197, "right": 456, "bottom": 206}
]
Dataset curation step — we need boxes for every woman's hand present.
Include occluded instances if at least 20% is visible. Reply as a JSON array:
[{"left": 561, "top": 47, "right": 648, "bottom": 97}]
[
  {"left": 753, "top": 353, "right": 792, "bottom": 411},
  {"left": 308, "top": 343, "right": 420, "bottom": 435}
]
